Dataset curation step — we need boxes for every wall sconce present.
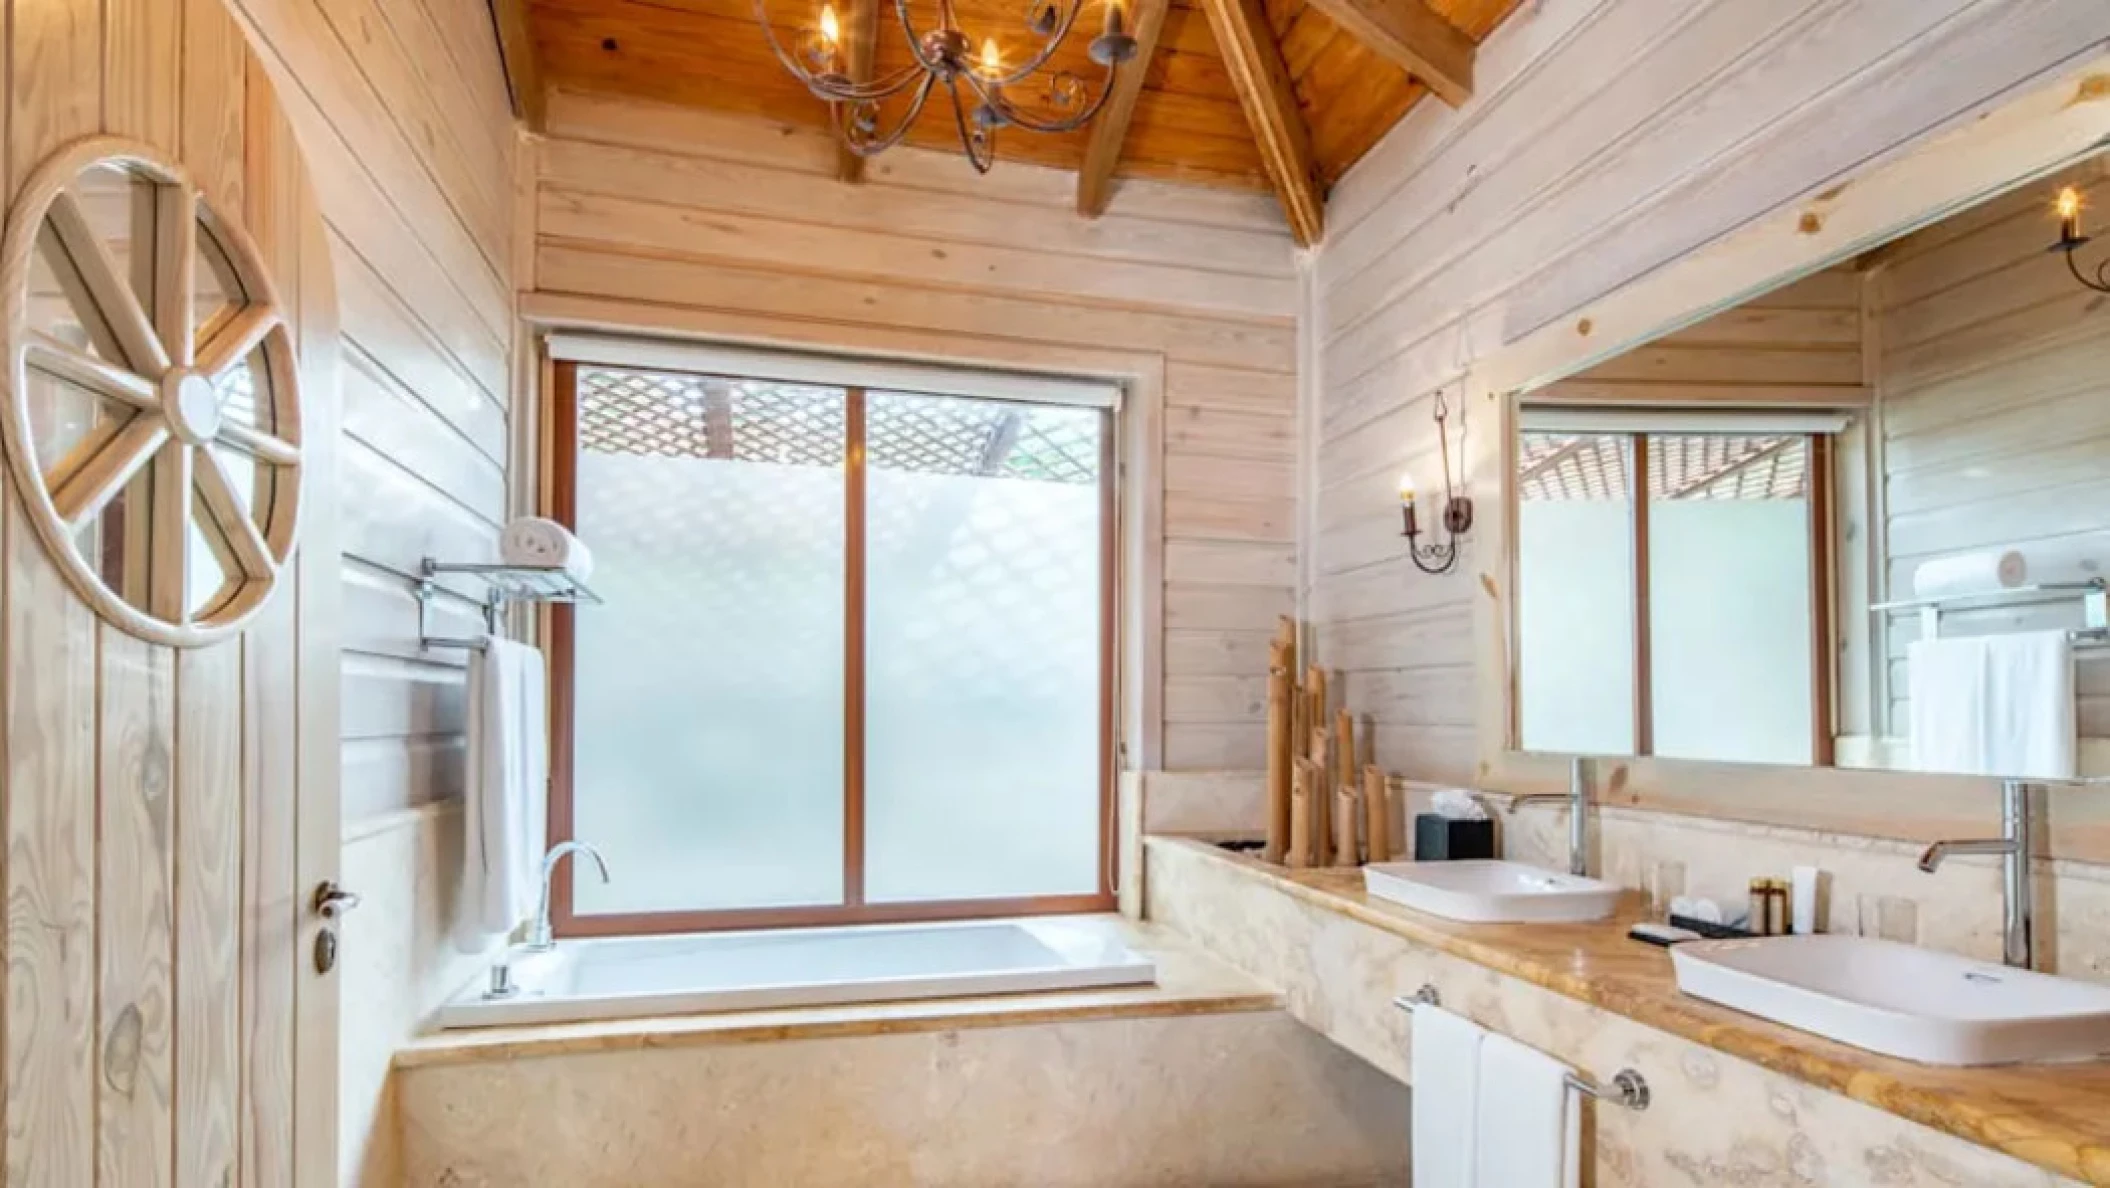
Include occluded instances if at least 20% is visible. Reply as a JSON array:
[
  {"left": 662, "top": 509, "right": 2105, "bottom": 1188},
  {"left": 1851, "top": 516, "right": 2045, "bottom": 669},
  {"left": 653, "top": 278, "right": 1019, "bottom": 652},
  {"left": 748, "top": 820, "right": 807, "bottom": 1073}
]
[
  {"left": 1398, "top": 390, "right": 1473, "bottom": 576},
  {"left": 2050, "top": 186, "right": 2110, "bottom": 294}
]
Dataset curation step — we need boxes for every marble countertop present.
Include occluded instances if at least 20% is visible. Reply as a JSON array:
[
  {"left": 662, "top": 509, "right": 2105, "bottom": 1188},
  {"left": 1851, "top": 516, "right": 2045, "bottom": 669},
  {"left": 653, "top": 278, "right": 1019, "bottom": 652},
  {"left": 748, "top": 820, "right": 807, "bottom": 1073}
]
[
  {"left": 1152, "top": 836, "right": 2110, "bottom": 1186},
  {"left": 395, "top": 916, "right": 1280, "bottom": 1070}
]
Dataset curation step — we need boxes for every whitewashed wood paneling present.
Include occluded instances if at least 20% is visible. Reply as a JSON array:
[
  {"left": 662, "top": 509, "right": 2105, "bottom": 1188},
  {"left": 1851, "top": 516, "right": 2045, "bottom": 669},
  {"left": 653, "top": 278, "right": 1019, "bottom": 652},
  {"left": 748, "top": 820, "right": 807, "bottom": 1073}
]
[
  {"left": 531, "top": 90, "right": 1300, "bottom": 772},
  {"left": 1875, "top": 162, "right": 2110, "bottom": 762}
]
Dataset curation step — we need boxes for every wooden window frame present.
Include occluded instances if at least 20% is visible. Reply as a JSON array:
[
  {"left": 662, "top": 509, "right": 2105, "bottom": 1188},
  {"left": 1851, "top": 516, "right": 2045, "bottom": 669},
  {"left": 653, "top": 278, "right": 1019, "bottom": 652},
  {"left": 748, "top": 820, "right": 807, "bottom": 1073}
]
[
  {"left": 545, "top": 362, "right": 1119, "bottom": 938},
  {"left": 1528, "top": 428, "right": 1837, "bottom": 763}
]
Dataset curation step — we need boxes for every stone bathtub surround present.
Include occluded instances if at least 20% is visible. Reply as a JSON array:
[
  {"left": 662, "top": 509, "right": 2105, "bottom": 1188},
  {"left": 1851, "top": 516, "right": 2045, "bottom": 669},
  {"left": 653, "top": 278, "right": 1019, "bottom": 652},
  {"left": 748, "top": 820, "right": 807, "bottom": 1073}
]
[
  {"left": 1145, "top": 836, "right": 2108, "bottom": 1187},
  {"left": 393, "top": 918, "right": 1411, "bottom": 1186}
]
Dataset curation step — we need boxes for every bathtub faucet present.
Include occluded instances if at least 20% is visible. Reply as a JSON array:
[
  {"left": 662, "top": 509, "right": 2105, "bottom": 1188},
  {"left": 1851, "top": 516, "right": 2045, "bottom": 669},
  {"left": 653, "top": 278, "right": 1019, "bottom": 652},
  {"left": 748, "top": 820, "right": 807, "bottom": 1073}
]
[{"left": 526, "top": 840, "right": 611, "bottom": 952}]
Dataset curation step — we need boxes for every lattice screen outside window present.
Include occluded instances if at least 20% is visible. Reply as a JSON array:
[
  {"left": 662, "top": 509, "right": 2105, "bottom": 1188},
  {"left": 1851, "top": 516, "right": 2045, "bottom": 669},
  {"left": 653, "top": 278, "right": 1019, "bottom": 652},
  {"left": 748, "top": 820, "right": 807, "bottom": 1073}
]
[{"left": 1519, "top": 432, "right": 1809, "bottom": 503}]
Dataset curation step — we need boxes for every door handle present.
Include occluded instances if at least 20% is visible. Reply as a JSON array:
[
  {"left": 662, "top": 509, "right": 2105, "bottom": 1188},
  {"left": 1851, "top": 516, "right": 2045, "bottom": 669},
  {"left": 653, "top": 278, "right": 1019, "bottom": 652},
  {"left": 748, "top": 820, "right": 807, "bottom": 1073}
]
[{"left": 313, "top": 881, "right": 362, "bottom": 920}]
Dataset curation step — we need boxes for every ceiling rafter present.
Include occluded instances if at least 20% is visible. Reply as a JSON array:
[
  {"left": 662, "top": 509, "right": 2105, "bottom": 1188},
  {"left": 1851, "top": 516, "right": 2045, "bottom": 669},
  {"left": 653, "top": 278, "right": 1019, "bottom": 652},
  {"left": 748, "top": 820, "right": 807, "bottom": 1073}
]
[
  {"left": 836, "top": 0, "right": 882, "bottom": 182},
  {"left": 1198, "top": 0, "right": 1323, "bottom": 246},
  {"left": 490, "top": 0, "right": 547, "bottom": 132},
  {"left": 1300, "top": 0, "right": 1475, "bottom": 107},
  {"left": 1076, "top": 0, "right": 1172, "bottom": 218}
]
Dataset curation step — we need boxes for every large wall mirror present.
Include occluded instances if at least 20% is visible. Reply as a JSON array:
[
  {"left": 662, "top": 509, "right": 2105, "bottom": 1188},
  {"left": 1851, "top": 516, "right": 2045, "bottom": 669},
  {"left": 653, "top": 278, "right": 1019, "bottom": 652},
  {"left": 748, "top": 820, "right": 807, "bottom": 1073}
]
[{"left": 1511, "top": 147, "right": 2109, "bottom": 783}]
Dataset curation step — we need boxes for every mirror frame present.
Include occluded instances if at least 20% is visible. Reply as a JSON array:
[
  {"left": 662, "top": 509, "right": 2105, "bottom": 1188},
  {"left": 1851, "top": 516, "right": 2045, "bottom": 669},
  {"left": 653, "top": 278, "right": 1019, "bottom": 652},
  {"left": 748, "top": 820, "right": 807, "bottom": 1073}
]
[{"left": 1461, "top": 55, "right": 2110, "bottom": 860}]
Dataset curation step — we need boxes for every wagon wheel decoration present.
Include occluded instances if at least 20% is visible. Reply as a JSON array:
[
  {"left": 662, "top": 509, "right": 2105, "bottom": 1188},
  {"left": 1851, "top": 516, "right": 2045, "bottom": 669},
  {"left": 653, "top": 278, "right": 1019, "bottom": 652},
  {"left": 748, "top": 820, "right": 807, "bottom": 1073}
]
[{"left": 0, "top": 138, "right": 302, "bottom": 647}]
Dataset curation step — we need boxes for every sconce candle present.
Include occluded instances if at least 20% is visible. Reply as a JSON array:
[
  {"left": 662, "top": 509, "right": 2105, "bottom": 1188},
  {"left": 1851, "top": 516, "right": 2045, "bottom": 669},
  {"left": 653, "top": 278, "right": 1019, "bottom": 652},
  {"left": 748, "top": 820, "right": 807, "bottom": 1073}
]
[
  {"left": 2058, "top": 186, "right": 2085, "bottom": 245},
  {"left": 2048, "top": 184, "right": 2110, "bottom": 294},
  {"left": 1398, "top": 393, "right": 1473, "bottom": 576}
]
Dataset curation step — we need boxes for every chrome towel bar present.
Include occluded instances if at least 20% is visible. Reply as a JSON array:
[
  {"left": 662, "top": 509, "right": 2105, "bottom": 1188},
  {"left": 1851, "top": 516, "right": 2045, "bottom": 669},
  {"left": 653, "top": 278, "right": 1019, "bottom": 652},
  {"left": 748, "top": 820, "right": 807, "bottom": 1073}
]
[{"left": 1393, "top": 983, "right": 1651, "bottom": 1111}]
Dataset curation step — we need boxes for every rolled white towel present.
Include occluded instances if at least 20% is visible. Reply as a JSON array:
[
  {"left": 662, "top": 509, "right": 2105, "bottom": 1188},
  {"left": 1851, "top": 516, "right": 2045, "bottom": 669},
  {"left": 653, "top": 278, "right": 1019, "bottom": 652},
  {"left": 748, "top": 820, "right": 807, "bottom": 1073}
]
[
  {"left": 1911, "top": 551, "right": 2024, "bottom": 600},
  {"left": 1912, "top": 540, "right": 2110, "bottom": 600},
  {"left": 501, "top": 517, "right": 594, "bottom": 584}
]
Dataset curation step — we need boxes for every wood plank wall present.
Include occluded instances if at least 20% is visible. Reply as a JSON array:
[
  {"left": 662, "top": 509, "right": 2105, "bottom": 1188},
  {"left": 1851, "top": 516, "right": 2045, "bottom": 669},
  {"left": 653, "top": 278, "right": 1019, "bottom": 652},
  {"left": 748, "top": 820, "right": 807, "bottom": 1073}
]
[
  {"left": 1308, "top": 0, "right": 2110, "bottom": 784},
  {"left": 527, "top": 89, "right": 1302, "bottom": 772},
  {"left": 1534, "top": 268, "right": 1864, "bottom": 408},
  {"left": 1873, "top": 159, "right": 2110, "bottom": 768},
  {"left": 0, "top": 1, "right": 342, "bottom": 1185},
  {"left": 214, "top": 0, "right": 520, "bottom": 1182}
]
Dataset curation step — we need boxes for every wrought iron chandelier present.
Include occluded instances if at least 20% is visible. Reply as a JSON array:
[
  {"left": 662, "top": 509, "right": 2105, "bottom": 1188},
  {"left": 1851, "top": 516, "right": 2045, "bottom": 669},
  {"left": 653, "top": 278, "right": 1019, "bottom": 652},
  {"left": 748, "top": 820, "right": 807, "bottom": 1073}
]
[{"left": 756, "top": 0, "right": 1139, "bottom": 172}]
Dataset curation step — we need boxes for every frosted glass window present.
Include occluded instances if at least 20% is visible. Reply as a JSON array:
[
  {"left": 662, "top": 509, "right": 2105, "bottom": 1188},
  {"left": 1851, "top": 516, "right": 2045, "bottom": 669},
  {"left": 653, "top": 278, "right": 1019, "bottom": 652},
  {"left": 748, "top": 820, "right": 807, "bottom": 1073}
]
[
  {"left": 1517, "top": 433, "right": 1636, "bottom": 754},
  {"left": 1647, "top": 435, "right": 1815, "bottom": 765},
  {"left": 571, "top": 372, "right": 846, "bottom": 914},
  {"left": 559, "top": 366, "right": 1112, "bottom": 926},
  {"left": 863, "top": 393, "right": 1106, "bottom": 902}
]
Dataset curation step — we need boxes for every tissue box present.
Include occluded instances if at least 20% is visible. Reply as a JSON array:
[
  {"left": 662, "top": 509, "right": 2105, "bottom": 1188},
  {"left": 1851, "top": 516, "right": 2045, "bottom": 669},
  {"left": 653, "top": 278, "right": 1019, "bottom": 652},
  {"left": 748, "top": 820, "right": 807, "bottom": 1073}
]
[{"left": 1414, "top": 813, "right": 1495, "bottom": 861}]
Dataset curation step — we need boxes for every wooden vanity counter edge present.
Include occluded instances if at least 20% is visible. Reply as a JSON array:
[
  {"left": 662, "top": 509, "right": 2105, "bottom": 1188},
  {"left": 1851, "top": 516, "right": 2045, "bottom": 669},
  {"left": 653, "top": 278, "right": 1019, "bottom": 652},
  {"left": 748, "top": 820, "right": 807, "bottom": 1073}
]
[{"left": 1149, "top": 834, "right": 2110, "bottom": 1187}]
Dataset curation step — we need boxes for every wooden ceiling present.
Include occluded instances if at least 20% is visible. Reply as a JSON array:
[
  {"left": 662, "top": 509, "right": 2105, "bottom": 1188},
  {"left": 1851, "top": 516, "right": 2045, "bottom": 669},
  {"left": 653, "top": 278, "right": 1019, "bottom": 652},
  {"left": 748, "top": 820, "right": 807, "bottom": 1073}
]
[{"left": 503, "top": 0, "right": 1520, "bottom": 243}]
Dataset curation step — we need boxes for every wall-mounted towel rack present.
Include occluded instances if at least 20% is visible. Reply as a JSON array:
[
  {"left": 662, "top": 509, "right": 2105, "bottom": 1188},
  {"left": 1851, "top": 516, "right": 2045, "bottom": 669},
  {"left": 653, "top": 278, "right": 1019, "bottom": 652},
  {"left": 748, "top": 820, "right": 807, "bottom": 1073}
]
[
  {"left": 1391, "top": 984, "right": 1652, "bottom": 1111},
  {"left": 416, "top": 558, "right": 603, "bottom": 652},
  {"left": 1871, "top": 580, "right": 2108, "bottom": 648}
]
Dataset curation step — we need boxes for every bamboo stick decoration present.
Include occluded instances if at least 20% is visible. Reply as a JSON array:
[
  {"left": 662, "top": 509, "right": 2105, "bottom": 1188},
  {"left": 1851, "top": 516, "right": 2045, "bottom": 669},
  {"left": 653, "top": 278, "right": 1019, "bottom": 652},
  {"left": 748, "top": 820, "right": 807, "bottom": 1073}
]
[
  {"left": 1287, "top": 760, "right": 1313, "bottom": 868},
  {"left": 1335, "top": 708, "right": 1356, "bottom": 801},
  {"left": 1334, "top": 784, "right": 1360, "bottom": 867},
  {"left": 1305, "top": 666, "right": 1329, "bottom": 862},
  {"left": 1263, "top": 642, "right": 1293, "bottom": 864},
  {"left": 1308, "top": 725, "right": 1332, "bottom": 866},
  {"left": 1275, "top": 615, "right": 1298, "bottom": 677},
  {"left": 1364, "top": 765, "right": 1392, "bottom": 863}
]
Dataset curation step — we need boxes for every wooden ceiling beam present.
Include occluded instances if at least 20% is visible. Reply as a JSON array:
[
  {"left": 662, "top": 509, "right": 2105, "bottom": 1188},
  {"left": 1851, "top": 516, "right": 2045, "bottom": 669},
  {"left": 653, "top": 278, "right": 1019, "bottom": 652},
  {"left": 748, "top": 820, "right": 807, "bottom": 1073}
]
[
  {"left": 1299, "top": 0, "right": 1474, "bottom": 107},
  {"left": 1198, "top": 0, "right": 1323, "bottom": 246},
  {"left": 1077, "top": 0, "right": 1172, "bottom": 218},
  {"left": 489, "top": 0, "right": 548, "bottom": 132},
  {"left": 837, "top": 0, "right": 881, "bottom": 182}
]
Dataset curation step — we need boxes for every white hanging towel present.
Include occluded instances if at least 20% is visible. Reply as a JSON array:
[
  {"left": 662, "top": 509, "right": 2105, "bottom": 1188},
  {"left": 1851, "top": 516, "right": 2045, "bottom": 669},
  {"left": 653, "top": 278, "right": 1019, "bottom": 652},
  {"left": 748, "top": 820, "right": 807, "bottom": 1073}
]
[
  {"left": 500, "top": 516, "right": 595, "bottom": 584},
  {"left": 1473, "top": 1031, "right": 1580, "bottom": 1188},
  {"left": 454, "top": 638, "right": 550, "bottom": 952},
  {"left": 1410, "top": 1004, "right": 1484, "bottom": 1188},
  {"left": 1908, "top": 631, "right": 2075, "bottom": 779}
]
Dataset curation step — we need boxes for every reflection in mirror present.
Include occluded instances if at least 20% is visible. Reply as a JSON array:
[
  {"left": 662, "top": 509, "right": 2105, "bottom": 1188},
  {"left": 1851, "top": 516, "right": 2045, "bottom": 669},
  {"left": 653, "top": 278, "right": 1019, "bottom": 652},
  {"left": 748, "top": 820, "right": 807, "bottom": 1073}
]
[
  {"left": 1512, "top": 149, "right": 2110, "bottom": 781},
  {"left": 1516, "top": 432, "right": 1634, "bottom": 755}
]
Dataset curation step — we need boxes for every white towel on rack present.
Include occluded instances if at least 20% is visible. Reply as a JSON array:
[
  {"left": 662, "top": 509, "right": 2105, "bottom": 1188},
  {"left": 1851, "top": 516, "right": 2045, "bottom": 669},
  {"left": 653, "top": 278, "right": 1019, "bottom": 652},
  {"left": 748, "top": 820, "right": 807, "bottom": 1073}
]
[
  {"left": 454, "top": 638, "right": 549, "bottom": 952},
  {"left": 501, "top": 517, "right": 594, "bottom": 584},
  {"left": 1473, "top": 1031, "right": 1580, "bottom": 1188},
  {"left": 1410, "top": 1004, "right": 1484, "bottom": 1188},
  {"left": 1908, "top": 631, "right": 2075, "bottom": 779}
]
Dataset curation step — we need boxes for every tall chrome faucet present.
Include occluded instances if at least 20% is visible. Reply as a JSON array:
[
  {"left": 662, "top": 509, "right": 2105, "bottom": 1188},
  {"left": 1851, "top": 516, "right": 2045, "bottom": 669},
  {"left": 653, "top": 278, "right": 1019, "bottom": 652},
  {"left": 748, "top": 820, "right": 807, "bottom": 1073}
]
[
  {"left": 1505, "top": 756, "right": 1592, "bottom": 877},
  {"left": 1918, "top": 779, "right": 2035, "bottom": 969},
  {"left": 527, "top": 840, "right": 611, "bottom": 952}
]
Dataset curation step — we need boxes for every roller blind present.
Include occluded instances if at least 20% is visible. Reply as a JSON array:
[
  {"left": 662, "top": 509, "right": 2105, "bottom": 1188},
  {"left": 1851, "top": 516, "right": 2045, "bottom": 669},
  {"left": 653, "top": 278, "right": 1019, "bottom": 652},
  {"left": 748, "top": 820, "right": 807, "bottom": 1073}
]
[{"left": 1518, "top": 407, "right": 1854, "bottom": 436}]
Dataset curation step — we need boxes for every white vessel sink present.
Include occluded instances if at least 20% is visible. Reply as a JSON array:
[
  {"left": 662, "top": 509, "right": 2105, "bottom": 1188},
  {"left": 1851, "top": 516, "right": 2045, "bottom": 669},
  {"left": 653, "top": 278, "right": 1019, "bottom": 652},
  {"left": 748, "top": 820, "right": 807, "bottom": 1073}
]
[
  {"left": 1361, "top": 860, "right": 1621, "bottom": 924},
  {"left": 1673, "top": 934, "right": 2110, "bottom": 1066}
]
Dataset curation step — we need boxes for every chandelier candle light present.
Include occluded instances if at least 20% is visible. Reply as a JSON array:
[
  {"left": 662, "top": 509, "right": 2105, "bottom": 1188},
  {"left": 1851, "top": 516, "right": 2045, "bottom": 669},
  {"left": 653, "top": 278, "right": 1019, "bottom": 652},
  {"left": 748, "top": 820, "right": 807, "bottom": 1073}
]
[{"left": 760, "top": 0, "right": 1140, "bottom": 171}]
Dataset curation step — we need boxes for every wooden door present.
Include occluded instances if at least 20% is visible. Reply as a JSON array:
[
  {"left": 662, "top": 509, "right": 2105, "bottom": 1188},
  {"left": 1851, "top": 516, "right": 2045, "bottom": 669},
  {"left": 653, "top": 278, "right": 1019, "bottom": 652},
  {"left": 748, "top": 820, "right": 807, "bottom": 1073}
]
[{"left": 0, "top": 0, "right": 341, "bottom": 1185}]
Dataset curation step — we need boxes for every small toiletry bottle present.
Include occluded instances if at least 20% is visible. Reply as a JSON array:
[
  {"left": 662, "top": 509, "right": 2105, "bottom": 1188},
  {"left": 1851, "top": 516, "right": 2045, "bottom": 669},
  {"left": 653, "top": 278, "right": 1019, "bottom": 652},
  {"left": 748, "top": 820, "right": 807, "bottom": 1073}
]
[
  {"left": 1765, "top": 879, "right": 1789, "bottom": 937},
  {"left": 1747, "top": 878, "right": 1770, "bottom": 936},
  {"left": 1789, "top": 866, "right": 1821, "bottom": 935}
]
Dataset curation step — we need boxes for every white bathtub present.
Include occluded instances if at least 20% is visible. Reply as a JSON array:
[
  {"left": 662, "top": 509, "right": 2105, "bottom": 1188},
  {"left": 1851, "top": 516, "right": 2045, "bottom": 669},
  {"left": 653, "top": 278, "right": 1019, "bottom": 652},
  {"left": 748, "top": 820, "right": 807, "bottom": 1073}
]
[{"left": 435, "top": 916, "right": 1157, "bottom": 1029}]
